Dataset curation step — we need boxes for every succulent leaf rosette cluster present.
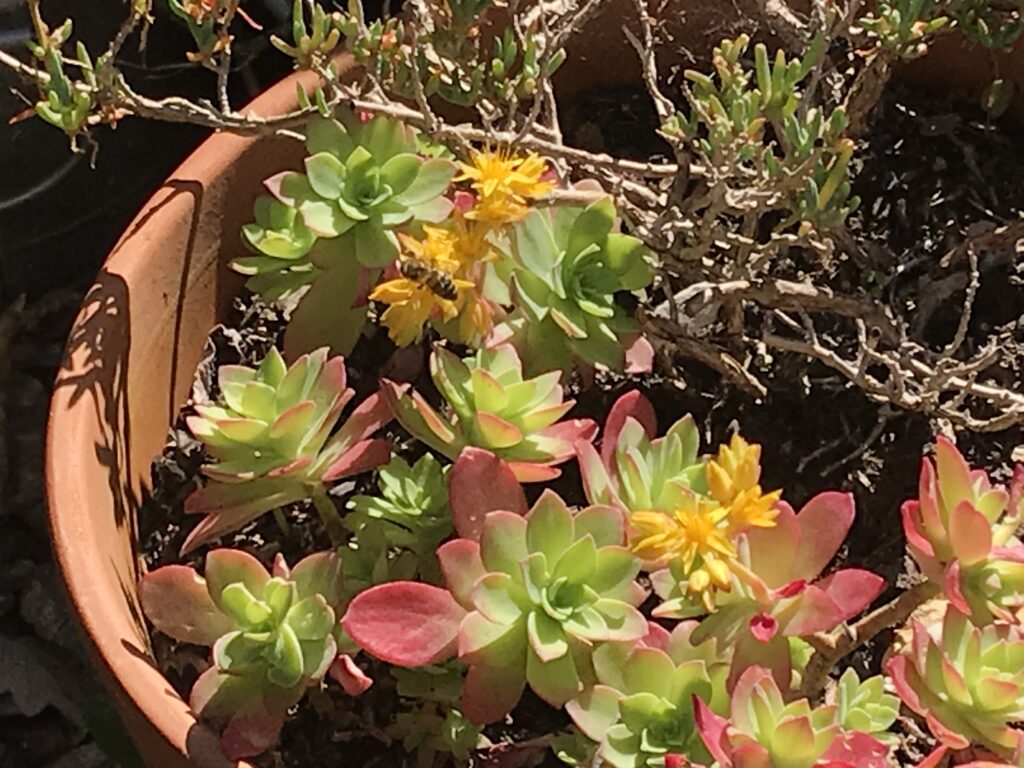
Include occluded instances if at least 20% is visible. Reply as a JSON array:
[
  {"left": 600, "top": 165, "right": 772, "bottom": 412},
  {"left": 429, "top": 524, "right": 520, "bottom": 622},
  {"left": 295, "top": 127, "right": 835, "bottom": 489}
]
[
  {"left": 183, "top": 347, "right": 392, "bottom": 553},
  {"left": 902, "top": 436, "right": 1024, "bottom": 624},
  {"left": 343, "top": 491, "right": 647, "bottom": 723},
  {"left": 498, "top": 197, "right": 656, "bottom": 373},
  {"left": 139, "top": 550, "right": 369, "bottom": 758},
  {"left": 383, "top": 344, "right": 596, "bottom": 482},
  {"left": 888, "top": 606, "right": 1024, "bottom": 757}
]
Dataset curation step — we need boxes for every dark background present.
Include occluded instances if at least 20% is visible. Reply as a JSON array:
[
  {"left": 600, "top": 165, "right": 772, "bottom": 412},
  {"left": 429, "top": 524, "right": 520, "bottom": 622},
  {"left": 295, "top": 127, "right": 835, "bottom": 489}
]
[{"left": 0, "top": 2, "right": 304, "bottom": 765}]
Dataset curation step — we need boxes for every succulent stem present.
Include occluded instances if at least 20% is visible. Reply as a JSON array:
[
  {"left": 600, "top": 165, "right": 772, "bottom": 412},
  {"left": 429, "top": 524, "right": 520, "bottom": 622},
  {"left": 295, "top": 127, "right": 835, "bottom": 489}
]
[{"left": 312, "top": 490, "right": 347, "bottom": 545}]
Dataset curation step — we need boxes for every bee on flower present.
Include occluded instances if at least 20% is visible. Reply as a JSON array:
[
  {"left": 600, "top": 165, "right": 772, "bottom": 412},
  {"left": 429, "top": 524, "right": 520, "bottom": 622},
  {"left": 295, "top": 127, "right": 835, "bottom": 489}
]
[
  {"left": 456, "top": 148, "right": 555, "bottom": 224},
  {"left": 369, "top": 218, "right": 499, "bottom": 347}
]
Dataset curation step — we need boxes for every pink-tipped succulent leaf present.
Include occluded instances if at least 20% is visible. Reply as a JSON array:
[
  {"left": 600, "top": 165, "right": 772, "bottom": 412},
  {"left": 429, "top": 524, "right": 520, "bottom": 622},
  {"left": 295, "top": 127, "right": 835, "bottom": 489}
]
[
  {"left": 902, "top": 437, "right": 1024, "bottom": 624},
  {"left": 139, "top": 549, "right": 362, "bottom": 759},
  {"left": 383, "top": 344, "right": 595, "bottom": 482},
  {"left": 182, "top": 347, "right": 392, "bottom": 554}
]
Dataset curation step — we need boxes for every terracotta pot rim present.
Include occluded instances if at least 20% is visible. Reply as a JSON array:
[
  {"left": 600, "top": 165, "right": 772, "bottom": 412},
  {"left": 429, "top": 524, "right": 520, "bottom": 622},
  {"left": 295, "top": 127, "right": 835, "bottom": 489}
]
[{"left": 44, "top": 65, "right": 332, "bottom": 768}]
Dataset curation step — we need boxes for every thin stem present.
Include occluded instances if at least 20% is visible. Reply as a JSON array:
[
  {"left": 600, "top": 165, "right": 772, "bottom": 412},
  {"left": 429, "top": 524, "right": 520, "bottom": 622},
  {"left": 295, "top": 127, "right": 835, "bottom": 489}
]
[
  {"left": 799, "top": 580, "right": 941, "bottom": 700},
  {"left": 311, "top": 489, "right": 346, "bottom": 545},
  {"left": 273, "top": 507, "right": 291, "bottom": 536}
]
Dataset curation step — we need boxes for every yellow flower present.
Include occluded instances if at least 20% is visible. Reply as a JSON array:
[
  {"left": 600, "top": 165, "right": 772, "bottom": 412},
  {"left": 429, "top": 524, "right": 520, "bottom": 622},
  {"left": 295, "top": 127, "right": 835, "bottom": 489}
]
[
  {"left": 707, "top": 434, "right": 782, "bottom": 534},
  {"left": 727, "top": 487, "right": 782, "bottom": 534},
  {"left": 457, "top": 148, "right": 554, "bottom": 224},
  {"left": 707, "top": 434, "right": 761, "bottom": 503},
  {"left": 371, "top": 224, "right": 496, "bottom": 346},
  {"left": 370, "top": 279, "right": 456, "bottom": 347},
  {"left": 630, "top": 497, "right": 737, "bottom": 610},
  {"left": 631, "top": 499, "right": 736, "bottom": 567},
  {"left": 398, "top": 226, "right": 461, "bottom": 273}
]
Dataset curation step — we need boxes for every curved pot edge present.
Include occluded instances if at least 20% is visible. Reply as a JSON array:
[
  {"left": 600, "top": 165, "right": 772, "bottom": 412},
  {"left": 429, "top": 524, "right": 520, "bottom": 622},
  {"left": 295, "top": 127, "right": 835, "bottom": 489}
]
[{"left": 44, "top": 64, "right": 330, "bottom": 768}]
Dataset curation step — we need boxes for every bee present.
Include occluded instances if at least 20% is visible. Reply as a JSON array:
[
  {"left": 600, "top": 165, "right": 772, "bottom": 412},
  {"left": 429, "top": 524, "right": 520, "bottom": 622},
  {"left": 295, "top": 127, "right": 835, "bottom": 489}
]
[{"left": 400, "top": 258, "right": 460, "bottom": 301}]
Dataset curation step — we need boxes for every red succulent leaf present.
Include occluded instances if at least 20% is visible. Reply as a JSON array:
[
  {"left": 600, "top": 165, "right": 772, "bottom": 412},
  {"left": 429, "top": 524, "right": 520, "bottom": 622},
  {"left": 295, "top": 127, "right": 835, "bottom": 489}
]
[
  {"left": 745, "top": 503, "right": 800, "bottom": 588},
  {"left": 181, "top": 480, "right": 308, "bottom": 555},
  {"left": 624, "top": 334, "right": 655, "bottom": 375},
  {"left": 902, "top": 499, "right": 937, "bottom": 563},
  {"left": 777, "top": 585, "right": 845, "bottom": 637},
  {"left": 600, "top": 391, "right": 657, "bottom": 468},
  {"left": 138, "top": 566, "right": 234, "bottom": 645},
  {"left": 948, "top": 500, "right": 994, "bottom": 566},
  {"left": 776, "top": 579, "right": 807, "bottom": 599},
  {"left": 329, "top": 654, "right": 374, "bottom": 696},
  {"left": 506, "top": 461, "right": 563, "bottom": 482},
  {"left": 886, "top": 654, "right": 926, "bottom": 715},
  {"left": 332, "top": 390, "right": 394, "bottom": 448},
  {"left": 449, "top": 448, "right": 528, "bottom": 540},
  {"left": 794, "top": 492, "right": 855, "bottom": 581},
  {"left": 944, "top": 560, "right": 973, "bottom": 615},
  {"left": 437, "top": 539, "right": 486, "bottom": 609},
  {"left": 822, "top": 731, "right": 891, "bottom": 768},
  {"left": 915, "top": 746, "right": 949, "bottom": 768},
  {"left": 461, "top": 661, "right": 527, "bottom": 725},
  {"left": 925, "top": 710, "right": 972, "bottom": 751},
  {"left": 641, "top": 621, "right": 672, "bottom": 651},
  {"left": 815, "top": 569, "right": 885, "bottom": 621},
  {"left": 694, "top": 695, "right": 732, "bottom": 768},
  {"left": 221, "top": 708, "right": 286, "bottom": 760},
  {"left": 536, "top": 419, "right": 599, "bottom": 459},
  {"left": 321, "top": 438, "right": 391, "bottom": 482},
  {"left": 342, "top": 582, "right": 465, "bottom": 667}
]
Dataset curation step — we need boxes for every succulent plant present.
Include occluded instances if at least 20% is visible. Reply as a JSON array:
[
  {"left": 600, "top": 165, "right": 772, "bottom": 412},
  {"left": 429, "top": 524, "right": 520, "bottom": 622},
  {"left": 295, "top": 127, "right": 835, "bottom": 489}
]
[
  {"left": 660, "top": 493, "right": 884, "bottom": 690},
  {"left": 235, "top": 112, "right": 456, "bottom": 356},
  {"left": 383, "top": 344, "right": 597, "bottom": 482},
  {"left": 261, "top": 113, "right": 456, "bottom": 268},
  {"left": 183, "top": 347, "right": 392, "bottom": 554},
  {"left": 234, "top": 196, "right": 318, "bottom": 297},
  {"left": 344, "top": 454, "right": 453, "bottom": 590},
  {"left": 566, "top": 622, "right": 729, "bottom": 768},
  {"left": 836, "top": 668, "right": 900, "bottom": 743},
  {"left": 887, "top": 605, "right": 1024, "bottom": 757},
  {"left": 902, "top": 437, "right": 1024, "bottom": 624},
  {"left": 140, "top": 549, "right": 362, "bottom": 758},
  {"left": 858, "top": 0, "right": 949, "bottom": 59},
  {"left": 578, "top": 390, "right": 706, "bottom": 514},
  {"left": 342, "top": 491, "right": 648, "bottom": 724},
  {"left": 503, "top": 197, "right": 654, "bottom": 373},
  {"left": 665, "top": 35, "right": 858, "bottom": 232},
  {"left": 390, "top": 665, "right": 489, "bottom": 768},
  {"left": 695, "top": 666, "right": 890, "bottom": 768}
]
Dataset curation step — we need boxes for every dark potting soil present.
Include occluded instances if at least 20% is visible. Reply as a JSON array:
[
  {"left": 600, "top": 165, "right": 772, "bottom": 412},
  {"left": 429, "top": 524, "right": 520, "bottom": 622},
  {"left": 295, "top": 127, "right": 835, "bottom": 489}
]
[{"left": 139, "top": 83, "right": 1024, "bottom": 767}]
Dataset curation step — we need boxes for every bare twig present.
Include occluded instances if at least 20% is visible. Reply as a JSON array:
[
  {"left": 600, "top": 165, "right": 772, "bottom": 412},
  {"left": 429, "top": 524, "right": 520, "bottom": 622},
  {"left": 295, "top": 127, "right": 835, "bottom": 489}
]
[
  {"left": 0, "top": 46, "right": 687, "bottom": 179},
  {"left": 800, "top": 581, "right": 940, "bottom": 700},
  {"left": 755, "top": 0, "right": 809, "bottom": 50}
]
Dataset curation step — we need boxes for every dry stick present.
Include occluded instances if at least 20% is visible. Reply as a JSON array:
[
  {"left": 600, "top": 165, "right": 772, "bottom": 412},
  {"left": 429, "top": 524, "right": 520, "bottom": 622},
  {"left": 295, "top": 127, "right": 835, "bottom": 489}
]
[
  {"left": 755, "top": 0, "right": 810, "bottom": 50},
  {"left": 941, "top": 244, "right": 980, "bottom": 359},
  {"left": 214, "top": 0, "right": 242, "bottom": 114},
  {"left": 0, "top": 46, "right": 688, "bottom": 179},
  {"left": 799, "top": 581, "right": 941, "bottom": 700}
]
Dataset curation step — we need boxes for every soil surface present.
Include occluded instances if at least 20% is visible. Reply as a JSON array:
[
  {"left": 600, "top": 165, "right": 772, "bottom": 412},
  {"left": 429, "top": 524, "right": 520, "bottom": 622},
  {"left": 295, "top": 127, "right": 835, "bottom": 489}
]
[{"left": 140, "top": 82, "right": 1024, "bottom": 768}]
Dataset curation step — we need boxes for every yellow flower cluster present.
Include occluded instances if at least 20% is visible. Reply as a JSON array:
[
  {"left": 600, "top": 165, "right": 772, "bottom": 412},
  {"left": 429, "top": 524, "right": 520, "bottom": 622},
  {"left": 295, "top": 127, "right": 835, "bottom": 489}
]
[
  {"left": 372, "top": 148, "right": 553, "bottom": 346},
  {"left": 628, "top": 434, "right": 782, "bottom": 612},
  {"left": 456, "top": 149, "right": 555, "bottom": 224}
]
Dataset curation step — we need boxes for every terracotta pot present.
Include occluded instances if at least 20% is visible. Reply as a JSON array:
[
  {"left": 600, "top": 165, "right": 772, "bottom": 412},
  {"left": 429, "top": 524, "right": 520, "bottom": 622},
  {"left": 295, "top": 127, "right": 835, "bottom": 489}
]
[{"left": 45, "top": 6, "right": 1024, "bottom": 768}]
